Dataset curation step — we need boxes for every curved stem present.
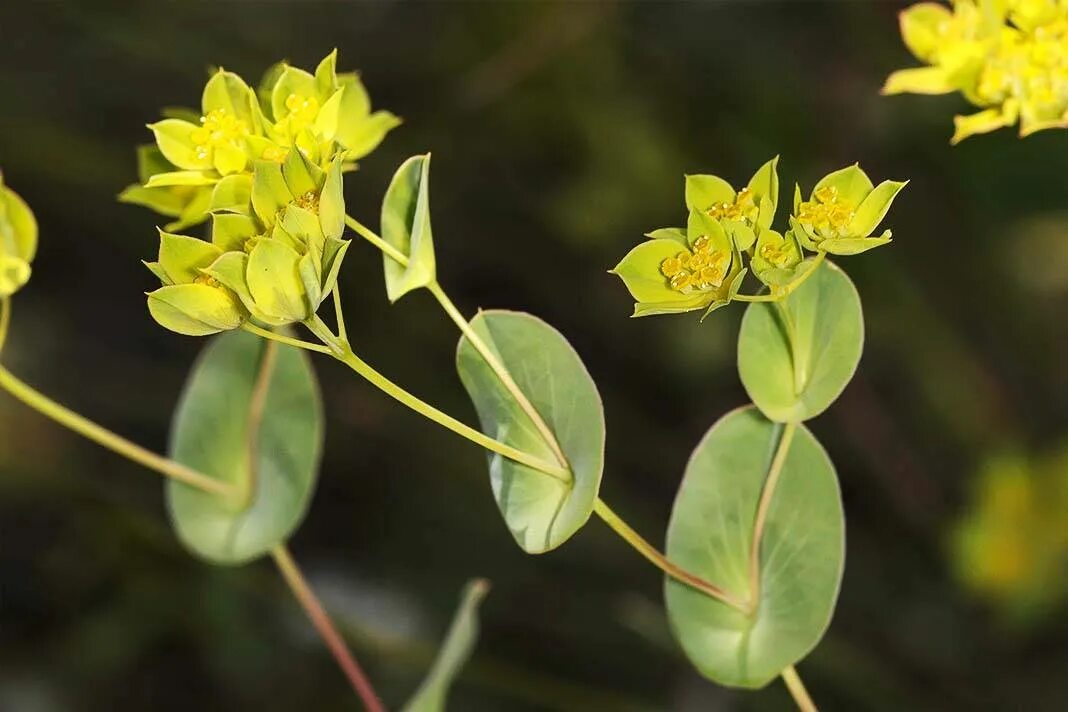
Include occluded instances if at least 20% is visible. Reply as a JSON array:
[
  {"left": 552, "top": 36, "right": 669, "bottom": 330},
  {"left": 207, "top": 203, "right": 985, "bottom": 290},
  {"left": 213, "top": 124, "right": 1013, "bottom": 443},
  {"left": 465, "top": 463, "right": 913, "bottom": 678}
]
[
  {"left": 781, "top": 665, "right": 818, "bottom": 712},
  {"left": 0, "top": 297, "right": 10, "bottom": 355},
  {"left": 271, "top": 545, "right": 385, "bottom": 712},
  {"left": 747, "top": 422, "right": 797, "bottom": 614},
  {"left": 303, "top": 315, "right": 571, "bottom": 483},
  {"left": 427, "top": 281, "right": 569, "bottom": 470},
  {"left": 733, "top": 252, "right": 826, "bottom": 303},
  {"left": 243, "top": 323, "right": 333, "bottom": 354},
  {"left": 593, "top": 498, "right": 748, "bottom": 612},
  {"left": 0, "top": 364, "right": 236, "bottom": 498},
  {"left": 345, "top": 215, "right": 410, "bottom": 266}
]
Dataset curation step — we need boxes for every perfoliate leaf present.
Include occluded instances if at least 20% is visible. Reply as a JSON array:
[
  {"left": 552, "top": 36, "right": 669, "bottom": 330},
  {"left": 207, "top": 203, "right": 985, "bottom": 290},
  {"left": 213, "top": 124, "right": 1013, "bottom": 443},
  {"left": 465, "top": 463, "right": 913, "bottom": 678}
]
[
  {"left": 456, "top": 311, "right": 604, "bottom": 553},
  {"left": 665, "top": 407, "right": 844, "bottom": 688},
  {"left": 381, "top": 154, "right": 436, "bottom": 302},
  {"left": 168, "top": 330, "right": 324, "bottom": 564},
  {"left": 738, "top": 261, "right": 864, "bottom": 422}
]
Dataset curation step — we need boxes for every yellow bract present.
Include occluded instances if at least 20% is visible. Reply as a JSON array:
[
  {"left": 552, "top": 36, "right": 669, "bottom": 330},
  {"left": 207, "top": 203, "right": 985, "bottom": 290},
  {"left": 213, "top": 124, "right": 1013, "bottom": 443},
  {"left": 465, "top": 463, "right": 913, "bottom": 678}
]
[{"left": 886, "top": 0, "right": 1068, "bottom": 142}]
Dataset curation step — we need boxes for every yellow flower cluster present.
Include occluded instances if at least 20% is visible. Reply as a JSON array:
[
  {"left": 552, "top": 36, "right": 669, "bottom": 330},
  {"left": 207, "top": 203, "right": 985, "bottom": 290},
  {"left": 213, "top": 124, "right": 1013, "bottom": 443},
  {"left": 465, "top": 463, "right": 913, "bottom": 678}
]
[
  {"left": 705, "top": 186, "right": 758, "bottom": 223},
  {"left": 885, "top": 0, "right": 1068, "bottom": 143},
  {"left": 795, "top": 186, "right": 856, "bottom": 241},
  {"left": 660, "top": 234, "right": 731, "bottom": 294}
]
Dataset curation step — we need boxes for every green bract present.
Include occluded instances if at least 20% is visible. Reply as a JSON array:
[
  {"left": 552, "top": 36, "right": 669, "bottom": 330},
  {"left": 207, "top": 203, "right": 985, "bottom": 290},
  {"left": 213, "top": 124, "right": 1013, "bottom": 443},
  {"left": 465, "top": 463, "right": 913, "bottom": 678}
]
[
  {"left": 381, "top": 154, "right": 437, "bottom": 302},
  {"left": 611, "top": 210, "right": 745, "bottom": 318},
  {"left": 613, "top": 158, "right": 906, "bottom": 319},
  {"left": 0, "top": 173, "right": 38, "bottom": 298},
  {"left": 792, "top": 164, "right": 907, "bottom": 255},
  {"left": 145, "top": 149, "right": 350, "bottom": 335}
]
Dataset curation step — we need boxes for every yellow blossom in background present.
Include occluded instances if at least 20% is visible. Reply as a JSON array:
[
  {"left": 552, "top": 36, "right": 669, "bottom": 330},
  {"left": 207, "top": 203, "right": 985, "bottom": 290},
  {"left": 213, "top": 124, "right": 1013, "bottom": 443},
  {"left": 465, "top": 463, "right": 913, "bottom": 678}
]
[
  {"left": 953, "top": 448, "right": 1068, "bottom": 623},
  {"left": 884, "top": 0, "right": 1068, "bottom": 143}
]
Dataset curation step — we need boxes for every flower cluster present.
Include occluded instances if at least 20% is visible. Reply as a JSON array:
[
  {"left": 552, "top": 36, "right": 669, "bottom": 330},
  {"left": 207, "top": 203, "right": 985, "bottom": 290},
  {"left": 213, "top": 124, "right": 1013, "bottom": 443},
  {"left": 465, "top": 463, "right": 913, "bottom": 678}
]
[
  {"left": 884, "top": 0, "right": 1068, "bottom": 143},
  {"left": 135, "top": 52, "right": 394, "bottom": 336},
  {"left": 611, "top": 160, "right": 906, "bottom": 318},
  {"left": 0, "top": 173, "right": 37, "bottom": 298},
  {"left": 120, "top": 50, "right": 399, "bottom": 231}
]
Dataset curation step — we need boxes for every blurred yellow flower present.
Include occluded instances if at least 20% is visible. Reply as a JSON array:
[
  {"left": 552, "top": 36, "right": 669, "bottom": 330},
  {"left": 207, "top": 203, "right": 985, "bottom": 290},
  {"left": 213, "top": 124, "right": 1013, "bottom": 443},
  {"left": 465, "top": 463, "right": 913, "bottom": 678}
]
[{"left": 885, "top": 0, "right": 1068, "bottom": 143}]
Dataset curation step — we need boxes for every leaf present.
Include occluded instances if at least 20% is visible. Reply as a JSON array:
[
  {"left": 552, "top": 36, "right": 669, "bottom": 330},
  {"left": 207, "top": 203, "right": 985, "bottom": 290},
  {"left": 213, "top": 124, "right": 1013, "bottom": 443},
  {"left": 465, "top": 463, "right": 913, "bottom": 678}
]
[
  {"left": 611, "top": 238, "right": 695, "bottom": 304},
  {"left": 455, "top": 311, "right": 604, "bottom": 554},
  {"left": 167, "top": 331, "right": 324, "bottom": 565},
  {"left": 737, "top": 261, "right": 863, "bottom": 422},
  {"left": 665, "top": 407, "right": 844, "bottom": 689},
  {"left": 685, "top": 174, "right": 734, "bottom": 212},
  {"left": 402, "top": 579, "right": 490, "bottom": 712},
  {"left": 381, "top": 154, "right": 436, "bottom": 302}
]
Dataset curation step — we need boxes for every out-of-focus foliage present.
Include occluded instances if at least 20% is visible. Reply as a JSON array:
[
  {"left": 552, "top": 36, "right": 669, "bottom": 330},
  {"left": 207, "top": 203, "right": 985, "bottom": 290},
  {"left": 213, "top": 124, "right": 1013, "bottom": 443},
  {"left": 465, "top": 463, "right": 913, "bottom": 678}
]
[
  {"left": 953, "top": 449, "right": 1068, "bottom": 623},
  {"left": 885, "top": 0, "right": 1068, "bottom": 143}
]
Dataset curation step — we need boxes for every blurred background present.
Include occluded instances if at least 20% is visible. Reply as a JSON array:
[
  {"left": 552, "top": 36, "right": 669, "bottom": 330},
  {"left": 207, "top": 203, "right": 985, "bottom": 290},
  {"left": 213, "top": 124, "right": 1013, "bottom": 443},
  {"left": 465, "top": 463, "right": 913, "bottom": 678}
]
[{"left": 2, "top": 1, "right": 1068, "bottom": 710}]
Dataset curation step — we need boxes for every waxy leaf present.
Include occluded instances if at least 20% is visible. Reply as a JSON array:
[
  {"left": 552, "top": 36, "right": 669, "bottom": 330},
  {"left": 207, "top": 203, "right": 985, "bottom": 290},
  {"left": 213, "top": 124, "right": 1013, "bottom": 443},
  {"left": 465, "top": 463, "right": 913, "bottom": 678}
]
[
  {"left": 402, "top": 579, "right": 490, "bottom": 712},
  {"left": 738, "top": 261, "right": 863, "bottom": 422},
  {"left": 456, "top": 310, "right": 604, "bottom": 554},
  {"left": 168, "top": 330, "right": 323, "bottom": 565},
  {"left": 665, "top": 407, "right": 844, "bottom": 688},
  {"left": 381, "top": 154, "right": 436, "bottom": 302}
]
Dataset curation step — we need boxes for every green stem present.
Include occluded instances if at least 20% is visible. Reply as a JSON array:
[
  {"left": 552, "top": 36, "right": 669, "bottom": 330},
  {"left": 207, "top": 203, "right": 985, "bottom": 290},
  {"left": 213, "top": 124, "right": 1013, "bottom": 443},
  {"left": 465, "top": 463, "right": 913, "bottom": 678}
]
[
  {"left": 302, "top": 315, "right": 571, "bottom": 483},
  {"left": 781, "top": 665, "right": 818, "bottom": 712},
  {"left": 271, "top": 545, "right": 385, "bottom": 712},
  {"left": 345, "top": 215, "right": 409, "bottom": 266},
  {"left": 426, "top": 281, "right": 570, "bottom": 470},
  {"left": 332, "top": 286, "right": 348, "bottom": 344},
  {"left": 593, "top": 498, "right": 748, "bottom": 612},
  {"left": 0, "top": 364, "right": 236, "bottom": 498},
  {"left": 747, "top": 422, "right": 796, "bottom": 614},
  {"left": 242, "top": 323, "right": 332, "bottom": 354},
  {"left": 0, "top": 297, "right": 10, "bottom": 354}
]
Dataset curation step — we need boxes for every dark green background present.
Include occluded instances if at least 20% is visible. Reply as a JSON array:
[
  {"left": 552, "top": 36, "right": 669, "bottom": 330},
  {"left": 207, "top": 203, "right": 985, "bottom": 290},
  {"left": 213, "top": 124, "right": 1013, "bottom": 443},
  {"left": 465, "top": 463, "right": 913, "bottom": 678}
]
[{"left": 2, "top": 1, "right": 1067, "bottom": 710}]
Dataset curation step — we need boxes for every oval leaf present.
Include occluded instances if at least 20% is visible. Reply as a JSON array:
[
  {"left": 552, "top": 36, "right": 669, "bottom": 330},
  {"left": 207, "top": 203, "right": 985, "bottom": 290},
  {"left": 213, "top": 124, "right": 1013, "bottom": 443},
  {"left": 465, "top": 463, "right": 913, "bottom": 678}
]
[
  {"left": 456, "top": 310, "right": 604, "bottom": 554},
  {"left": 665, "top": 407, "right": 844, "bottom": 688},
  {"left": 381, "top": 154, "right": 436, "bottom": 302},
  {"left": 168, "top": 330, "right": 323, "bottom": 565},
  {"left": 737, "top": 261, "right": 863, "bottom": 422},
  {"left": 402, "top": 579, "right": 490, "bottom": 712}
]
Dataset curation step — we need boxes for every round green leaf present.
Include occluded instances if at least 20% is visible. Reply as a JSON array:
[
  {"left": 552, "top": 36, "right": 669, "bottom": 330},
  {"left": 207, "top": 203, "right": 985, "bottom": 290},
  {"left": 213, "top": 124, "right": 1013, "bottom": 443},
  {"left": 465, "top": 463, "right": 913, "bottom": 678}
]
[
  {"left": 737, "top": 261, "right": 863, "bottom": 422},
  {"left": 665, "top": 406, "right": 844, "bottom": 688},
  {"left": 455, "top": 310, "right": 604, "bottom": 554},
  {"left": 168, "top": 330, "right": 323, "bottom": 565}
]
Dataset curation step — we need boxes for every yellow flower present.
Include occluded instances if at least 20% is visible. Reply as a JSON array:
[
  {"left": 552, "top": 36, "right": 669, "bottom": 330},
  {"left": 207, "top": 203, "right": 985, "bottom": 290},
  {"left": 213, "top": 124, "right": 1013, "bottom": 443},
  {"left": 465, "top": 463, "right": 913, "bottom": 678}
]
[{"left": 885, "top": 0, "right": 1068, "bottom": 143}]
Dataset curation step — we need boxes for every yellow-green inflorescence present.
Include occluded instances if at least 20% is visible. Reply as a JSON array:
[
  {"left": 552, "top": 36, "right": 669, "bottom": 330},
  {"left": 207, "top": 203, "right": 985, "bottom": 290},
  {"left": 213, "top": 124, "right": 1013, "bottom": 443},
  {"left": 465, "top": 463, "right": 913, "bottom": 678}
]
[
  {"left": 130, "top": 51, "right": 401, "bottom": 336},
  {"left": 611, "top": 160, "right": 907, "bottom": 318},
  {"left": 120, "top": 50, "right": 399, "bottom": 232},
  {"left": 884, "top": 0, "right": 1068, "bottom": 143},
  {"left": 0, "top": 173, "right": 37, "bottom": 298}
]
